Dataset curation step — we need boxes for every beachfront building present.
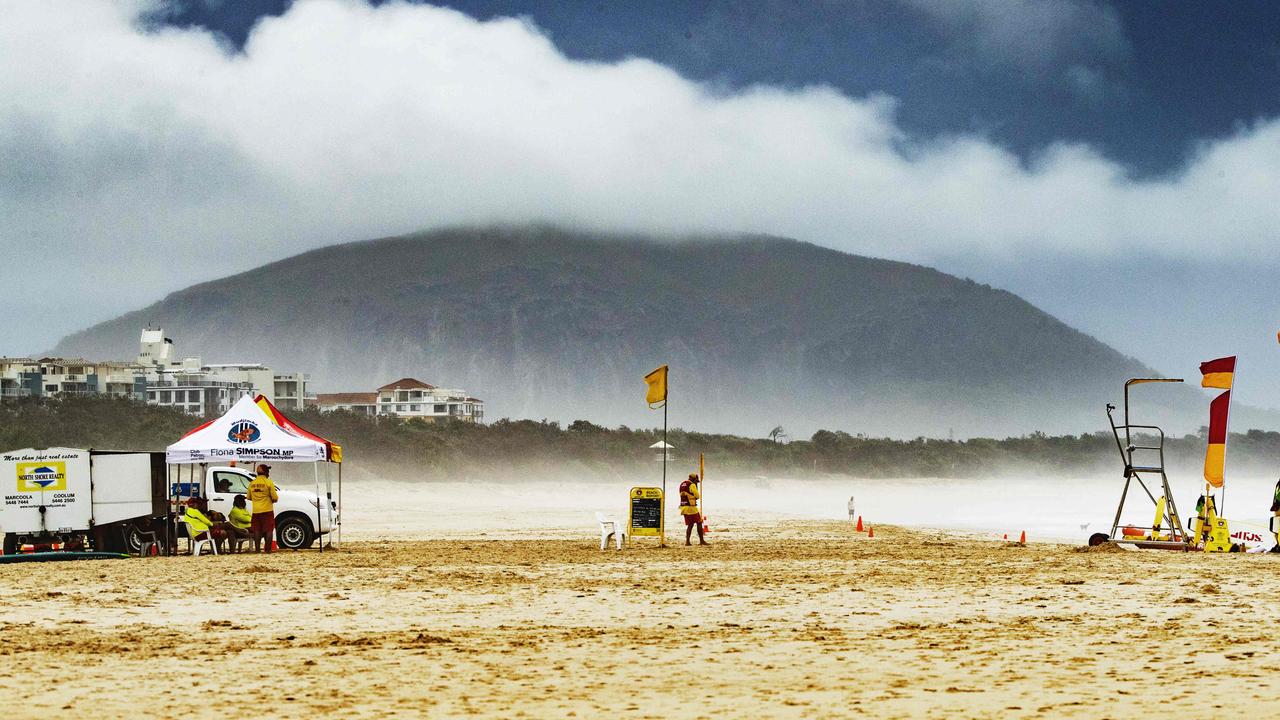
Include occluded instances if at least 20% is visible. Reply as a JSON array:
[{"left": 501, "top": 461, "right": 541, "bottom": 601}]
[
  {"left": 145, "top": 364, "right": 255, "bottom": 416},
  {"left": 135, "top": 329, "right": 310, "bottom": 414},
  {"left": 97, "top": 361, "right": 150, "bottom": 399},
  {"left": 201, "top": 363, "right": 275, "bottom": 401},
  {"left": 273, "top": 372, "right": 311, "bottom": 411},
  {"left": 34, "top": 358, "right": 101, "bottom": 397},
  {"left": 0, "top": 358, "right": 148, "bottom": 401},
  {"left": 313, "top": 392, "right": 378, "bottom": 416},
  {"left": 315, "top": 378, "right": 484, "bottom": 422},
  {"left": 375, "top": 378, "right": 484, "bottom": 422},
  {"left": 1, "top": 329, "right": 311, "bottom": 413},
  {"left": 0, "top": 358, "right": 40, "bottom": 400}
]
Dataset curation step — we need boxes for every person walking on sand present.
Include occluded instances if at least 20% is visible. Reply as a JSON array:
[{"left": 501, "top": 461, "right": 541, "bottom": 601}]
[
  {"left": 679, "top": 472, "right": 707, "bottom": 546},
  {"left": 247, "top": 463, "right": 279, "bottom": 553}
]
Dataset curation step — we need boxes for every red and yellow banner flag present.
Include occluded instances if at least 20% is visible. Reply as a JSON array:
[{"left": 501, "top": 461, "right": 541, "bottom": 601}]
[
  {"left": 1200, "top": 356, "right": 1236, "bottom": 390},
  {"left": 1200, "top": 355, "right": 1236, "bottom": 489},
  {"left": 1204, "top": 390, "right": 1230, "bottom": 488}
]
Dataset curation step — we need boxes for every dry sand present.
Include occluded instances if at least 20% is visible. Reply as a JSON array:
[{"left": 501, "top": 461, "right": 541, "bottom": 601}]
[{"left": 5, "top": 514, "right": 1280, "bottom": 719}]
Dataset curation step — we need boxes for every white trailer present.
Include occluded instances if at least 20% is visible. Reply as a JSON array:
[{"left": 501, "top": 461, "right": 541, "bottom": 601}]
[{"left": 0, "top": 447, "right": 167, "bottom": 555}]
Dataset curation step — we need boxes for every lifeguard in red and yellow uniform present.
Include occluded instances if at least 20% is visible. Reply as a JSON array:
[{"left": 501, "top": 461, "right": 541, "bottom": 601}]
[{"left": 679, "top": 473, "right": 707, "bottom": 546}]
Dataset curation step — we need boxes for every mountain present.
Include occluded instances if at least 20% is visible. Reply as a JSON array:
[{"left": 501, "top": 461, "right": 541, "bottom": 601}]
[{"left": 53, "top": 226, "right": 1227, "bottom": 437}]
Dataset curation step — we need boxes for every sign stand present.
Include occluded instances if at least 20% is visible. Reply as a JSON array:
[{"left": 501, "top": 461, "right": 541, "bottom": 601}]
[{"left": 628, "top": 487, "right": 664, "bottom": 546}]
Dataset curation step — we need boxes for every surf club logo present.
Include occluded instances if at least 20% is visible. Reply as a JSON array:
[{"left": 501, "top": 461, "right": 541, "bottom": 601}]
[
  {"left": 227, "top": 419, "right": 262, "bottom": 444},
  {"left": 16, "top": 461, "right": 67, "bottom": 492}
]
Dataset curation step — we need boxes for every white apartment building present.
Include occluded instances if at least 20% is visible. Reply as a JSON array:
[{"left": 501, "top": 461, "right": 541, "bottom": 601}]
[
  {"left": 201, "top": 363, "right": 275, "bottom": 402},
  {"left": 97, "top": 361, "right": 149, "bottom": 398},
  {"left": 145, "top": 376, "right": 254, "bottom": 415},
  {"left": 272, "top": 372, "right": 310, "bottom": 411},
  {"left": 314, "top": 378, "right": 483, "bottom": 422},
  {"left": 2, "top": 329, "right": 311, "bottom": 416},
  {"left": 1, "top": 357, "right": 146, "bottom": 401},
  {"left": 134, "top": 329, "right": 310, "bottom": 415},
  {"left": 375, "top": 378, "right": 484, "bottom": 422},
  {"left": 0, "top": 358, "right": 39, "bottom": 399}
]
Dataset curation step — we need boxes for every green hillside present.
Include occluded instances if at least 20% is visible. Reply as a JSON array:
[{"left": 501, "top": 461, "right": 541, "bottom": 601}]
[{"left": 54, "top": 225, "right": 1198, "bottom": 437}]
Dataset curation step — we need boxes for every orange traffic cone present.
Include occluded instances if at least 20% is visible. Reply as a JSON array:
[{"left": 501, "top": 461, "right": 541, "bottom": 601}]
[
  {"left": 271, "top": 540, "right": 279, "bottom": 552},
  {"left": 856, "top": 516, "right": 864, "bottom": 532},
  {"left": 867, "top": 526, "right": 874, "bottom": 538},
  {"left": 1019, "top": 530, "right": 1026, "bottom": 544}
]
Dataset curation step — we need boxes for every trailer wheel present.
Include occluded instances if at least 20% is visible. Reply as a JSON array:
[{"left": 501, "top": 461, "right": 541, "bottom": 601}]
[
  {"left": 122, "top": 524, "right": 146, "bottom": 555},
  {"left": 2, "top": 534, "right": 16, "bottom": 556},
  {"left": 276, "top": 516, "right": 314, "bottom": 550},
  {"left": 1088, "top": 532, "right": 1110, "bottom": 547}
]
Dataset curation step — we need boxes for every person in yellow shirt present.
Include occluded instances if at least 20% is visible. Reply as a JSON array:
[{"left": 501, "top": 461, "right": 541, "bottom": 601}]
[
  {"left": 679, "top": 473, "right": 707, "bottom": 546},
  {"left": 247, "top": 464, "right": 279, "bottom": 553},
  {"left": 182, "top": 497, "right": 229, "bottom": 553},
  {"left": 226, "top": 494, "right": 253, "bottom": 553}
]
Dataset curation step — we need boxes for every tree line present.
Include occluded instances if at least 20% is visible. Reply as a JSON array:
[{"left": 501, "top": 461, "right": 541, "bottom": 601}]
[{"left": 4, "top": 396, "right": 1280, "bottom": 480}]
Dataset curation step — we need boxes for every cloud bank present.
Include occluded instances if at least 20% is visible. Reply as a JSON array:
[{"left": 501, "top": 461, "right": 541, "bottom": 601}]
[{"left": 3, "top": 0, "right": 1280, "bottom": 351}]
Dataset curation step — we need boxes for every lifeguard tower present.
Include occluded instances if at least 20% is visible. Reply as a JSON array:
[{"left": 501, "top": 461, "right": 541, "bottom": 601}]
[
  {"left": 649, "top": 441, "right": 675, "bottom": 463},
  {"left": 1095, "top": 377, "right": 1190, "bottom": 549}
]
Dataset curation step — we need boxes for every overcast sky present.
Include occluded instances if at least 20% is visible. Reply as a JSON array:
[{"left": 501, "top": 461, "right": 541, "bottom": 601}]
[{"left": 4, "top": 1, "right": 1280, "bottom": 407}]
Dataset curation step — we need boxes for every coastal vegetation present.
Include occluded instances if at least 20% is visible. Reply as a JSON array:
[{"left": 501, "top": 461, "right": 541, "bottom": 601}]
[{"left": 4, "top": 396, "right": 1279, "bottom": 480}]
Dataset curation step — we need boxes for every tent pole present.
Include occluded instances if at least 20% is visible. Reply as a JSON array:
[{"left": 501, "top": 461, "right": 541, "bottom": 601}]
[
  {"left": 314, "top": 463, "right": 322, "bottom": 553},
  {"left": 168, "top": 464, "right": 177, "bottom": 556},
  {"left": 337, "top": 462, "right": 343, "bottom": 548},
  {"left": 325, "top": 462, "right": 334, "bottom": 549}
]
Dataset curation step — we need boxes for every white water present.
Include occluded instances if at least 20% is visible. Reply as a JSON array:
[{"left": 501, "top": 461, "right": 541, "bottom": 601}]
[{"left": 282, "top": 472, "right": 1280, "bottom": 544}]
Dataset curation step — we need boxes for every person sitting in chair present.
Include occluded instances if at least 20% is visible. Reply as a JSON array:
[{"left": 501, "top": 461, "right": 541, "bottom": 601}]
[
  {"left": 183, "top": 497, "right": 230, "bottom": 553},
  {"left": 226, "top": 494, "right": 253, "bottom": 553}
]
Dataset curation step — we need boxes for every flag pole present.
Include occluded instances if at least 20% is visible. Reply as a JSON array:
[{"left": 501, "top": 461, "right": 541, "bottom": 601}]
[{"left": 661, "top": 388, "right": 668, "bottom": 548}]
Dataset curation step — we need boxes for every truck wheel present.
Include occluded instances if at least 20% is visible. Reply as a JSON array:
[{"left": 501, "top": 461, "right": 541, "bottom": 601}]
[
  {"left": 2, "top": 534, "right": 16, "bottom": 556},
  {"left": 276, "top": 516, "right": 314, "bottom": 550},
  {"left": 122, "top": 524, "right": 146, "bottom": 555}
]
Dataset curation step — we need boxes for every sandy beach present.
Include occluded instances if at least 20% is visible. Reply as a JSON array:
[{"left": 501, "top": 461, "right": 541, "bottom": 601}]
[{"left": 5, "top": 492, "right": 1280, "bottom": 719}]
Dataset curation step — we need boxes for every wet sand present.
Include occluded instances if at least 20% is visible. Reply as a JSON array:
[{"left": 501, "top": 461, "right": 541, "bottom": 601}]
[{"left": 4, "top": 519, "right": 1280, "bottom": 718}]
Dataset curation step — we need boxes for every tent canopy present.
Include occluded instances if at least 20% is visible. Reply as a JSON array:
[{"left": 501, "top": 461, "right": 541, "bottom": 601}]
[{"left": 166, "top": 394, "right": 341, "bottom": 464}]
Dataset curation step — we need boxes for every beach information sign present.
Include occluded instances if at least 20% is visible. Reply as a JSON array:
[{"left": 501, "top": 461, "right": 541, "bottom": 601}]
[{"left": 629, "top": 487, "right": 664, "bottom": 542}]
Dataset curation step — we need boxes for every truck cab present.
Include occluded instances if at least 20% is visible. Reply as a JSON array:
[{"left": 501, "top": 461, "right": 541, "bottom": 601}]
[{"left": 181, "top": 466, "right": 337, "bottom": 550}]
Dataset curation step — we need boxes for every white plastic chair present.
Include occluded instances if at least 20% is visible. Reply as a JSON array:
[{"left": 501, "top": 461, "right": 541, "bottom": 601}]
[
  {"left": 180, "top": 515, "right": 218, "bottom": 556},
  {"left": 596, "top": 512, "right": 625, "bottom": 550}
]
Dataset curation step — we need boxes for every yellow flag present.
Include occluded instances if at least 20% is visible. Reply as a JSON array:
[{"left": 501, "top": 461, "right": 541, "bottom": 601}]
[{"left": 644, "top": 365, "right": 668, "bottom": 408}]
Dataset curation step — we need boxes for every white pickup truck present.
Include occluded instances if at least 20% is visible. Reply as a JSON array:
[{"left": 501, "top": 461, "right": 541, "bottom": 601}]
[{"left": 184, "top": 465, "right": 337, "bottom": 550}]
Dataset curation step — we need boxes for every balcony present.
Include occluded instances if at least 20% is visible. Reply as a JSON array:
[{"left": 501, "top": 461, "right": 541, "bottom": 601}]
[{"left": 148, "top": 380, "right": 250, "bottom": 390}]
